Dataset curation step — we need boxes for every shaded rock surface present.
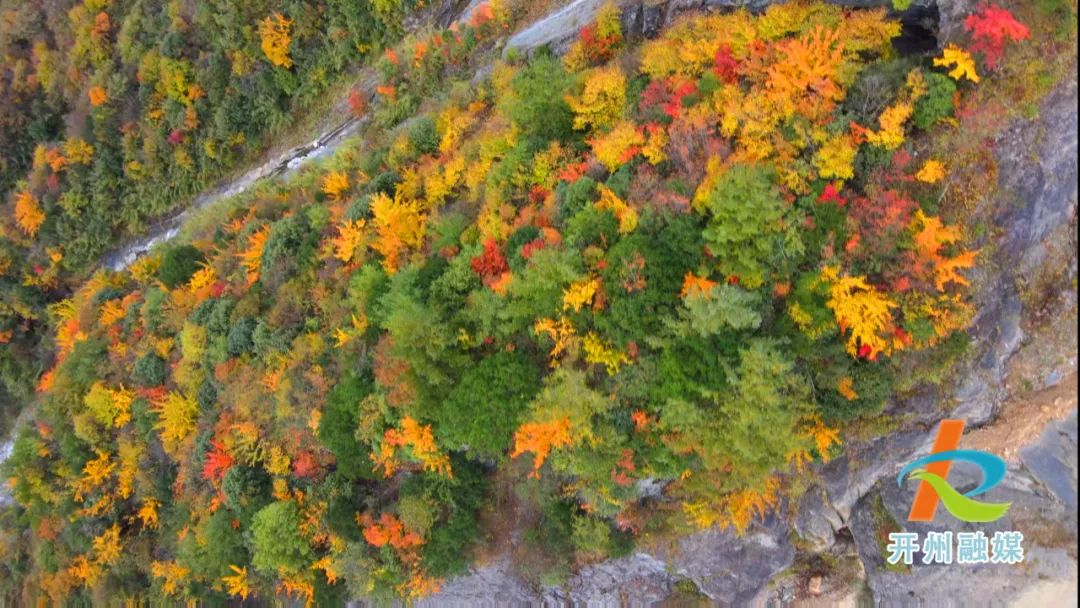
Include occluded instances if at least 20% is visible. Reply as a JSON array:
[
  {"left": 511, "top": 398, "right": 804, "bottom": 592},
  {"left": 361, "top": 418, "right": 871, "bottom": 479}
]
[
  {"left": 420, "top": 515, "right": 795, "bottom": 605},
  {"left": 416, "top": 557, "right": 538, "bottom": 605},
  {"left": 505, "top": 0, "right": 612, "bottom": 55},
  {"left": 847, "top": 409, "right": 1078, "bottom": 604},
  {"left": 849, "top": 493, "right": 1077, "bottom": 605},
  {"left": 1021, "top": 411, "right": 1079, "bottom": 519},
  {"left": 661, "top": 512, "right": 795, "bottom": 603},
  {"left": 542, "top": 553, "right": 676, "bottom": 604}
]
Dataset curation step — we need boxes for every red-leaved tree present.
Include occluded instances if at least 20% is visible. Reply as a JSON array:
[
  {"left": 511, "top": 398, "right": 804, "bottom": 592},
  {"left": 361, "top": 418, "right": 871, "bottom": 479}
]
[{"left": 964, "top": 3, "right": 1030, "bottom": 68}]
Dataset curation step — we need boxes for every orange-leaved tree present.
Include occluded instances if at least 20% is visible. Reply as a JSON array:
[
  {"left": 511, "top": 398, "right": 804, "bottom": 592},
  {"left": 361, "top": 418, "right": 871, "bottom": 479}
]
[
  {"left": 13, "top": 191, "right": 46, "bottom": 237},
  {"left": 510, "top": 418, "right": 572, "bottom": 477},
  {"left": 372, "top": 416, "right": 452, "bottom": 477},
  {"left": 237, "top": 224, "right": 270, "bottom": 285},
  {"left": 909, "top": 209, "right": 977, "bottom": 292}
]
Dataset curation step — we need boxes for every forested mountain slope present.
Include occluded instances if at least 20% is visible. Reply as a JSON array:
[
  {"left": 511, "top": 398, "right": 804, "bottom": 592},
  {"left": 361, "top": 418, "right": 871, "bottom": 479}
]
[
  {"left": 0, "top": 0, "right": 492, "bottom": 432},
  {"left": 0, "top": 0, "right": 1075, "bottom": 603}
]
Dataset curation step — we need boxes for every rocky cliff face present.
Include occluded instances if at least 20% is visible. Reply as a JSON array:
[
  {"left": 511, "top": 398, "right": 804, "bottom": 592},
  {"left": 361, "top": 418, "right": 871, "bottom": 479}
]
[
  {"left": 824, "top": 72, "right": 1079, "bottom": 607},
  {"left": 505, "top": 0, "right": 939, "bottom": 56},
  {"left": 420, "top": 1, "right": 1079, "bottom": 604}
]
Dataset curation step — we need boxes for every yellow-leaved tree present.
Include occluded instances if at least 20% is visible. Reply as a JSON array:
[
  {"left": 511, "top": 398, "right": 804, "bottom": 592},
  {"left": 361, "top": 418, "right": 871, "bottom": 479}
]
[
  {"left": 92, "top": 524, "right": 122, "bottom": 566},
  {"left": 582, "top": 332, "right": 630, "bottom": 375},
  {"left": 562, "top": 278, "right": 600, "bottom": 312},
  {"left": 369, "top": 192, "right": 425, "bottom": 273},
  {"left": 64, "top": 138, "right": 95, "bottom": 165},
  {"left": 533, "top": 317, "right": 576, "bottom": 367},
  {"left": 822, "top": 266, "right": 898, "bottom": 358},
  {"left": 84, "top": 382, "right": 133, "bottom": 428},
  {"left": 865, "top": 102, "right": 912, "bottom": 150},
  {"left": 595, "top": 184, "right": 638, "bottom": 234},
  {"left": 237, "top": 225, "right": 270, "bottom": 285},
  {"left": 259, "top": 13, "right": 294, "bottom": 68},
  {"left": 813, "top": 134, "right": 856, "bottom": 181},
  {"left": 322, "top": 171, "right": 350, "bottom": 199},
  {"left": 372, "top": 416, "right": 452, "bottom": 478},
  {"left": 222, "top": 565, "right": 252, "bottom": 599},
  {"left": 590, "top": 121, "right": 644, "bottom": 172},
  {"left": 330, "top": 219, "right": 367, "bottom": 264},
  {"left": 684, "top": 477, "right": 780, "bottom": 534},
  {"left": 567, "top": 65, "right": 627, "bottom": 132},
  {"left": 934, "top": 44, "right": 979, "bottom": 83},
  {"left": 151, "top": 392, "right": 199, "bottom": 455}
]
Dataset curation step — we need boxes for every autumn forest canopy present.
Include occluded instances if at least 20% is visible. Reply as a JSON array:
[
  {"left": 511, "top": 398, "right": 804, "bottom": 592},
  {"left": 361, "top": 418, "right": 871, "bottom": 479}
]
[{"left": 0, "top": 0, "right": 1052, "bottom": 603}]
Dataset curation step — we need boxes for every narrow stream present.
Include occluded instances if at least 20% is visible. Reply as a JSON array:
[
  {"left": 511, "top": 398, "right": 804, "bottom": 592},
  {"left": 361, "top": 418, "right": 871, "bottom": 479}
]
[
  {"left": 103, "top": 115, "right": 365, "bottom": 271},
  {"left": 0, "top": 440, "right": 12, "bottom": 504}
]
